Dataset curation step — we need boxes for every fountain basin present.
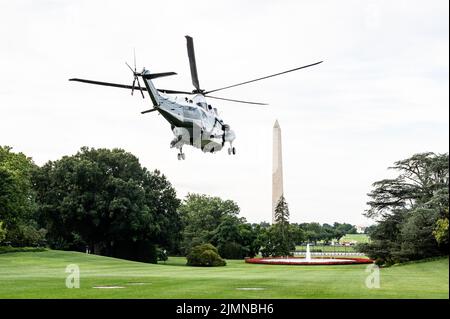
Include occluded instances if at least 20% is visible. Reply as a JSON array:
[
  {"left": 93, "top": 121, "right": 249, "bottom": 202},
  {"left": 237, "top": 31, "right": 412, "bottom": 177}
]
[{"left": 245, "top": 257, "right": 373, "bottom": 265}]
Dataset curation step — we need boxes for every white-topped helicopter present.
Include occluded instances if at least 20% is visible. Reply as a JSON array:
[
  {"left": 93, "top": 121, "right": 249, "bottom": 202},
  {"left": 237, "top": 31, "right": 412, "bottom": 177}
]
[{"left": 70, "top": 36, "right": 322, "bottom": 160}]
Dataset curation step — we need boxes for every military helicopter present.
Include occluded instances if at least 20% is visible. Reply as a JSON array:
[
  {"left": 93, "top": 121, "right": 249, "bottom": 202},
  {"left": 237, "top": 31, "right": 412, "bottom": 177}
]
[{"left": 70, "top": 36, "right": 322, "bottom": 160}]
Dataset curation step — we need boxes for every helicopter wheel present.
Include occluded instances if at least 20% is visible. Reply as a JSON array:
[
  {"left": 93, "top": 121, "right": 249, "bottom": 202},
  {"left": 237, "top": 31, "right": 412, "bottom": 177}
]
[
  {"left": 232, "top": 147, "right": 236, "bottom": 155},
  {"left": 228, "top": 147, "right": 232, "bottom": 155},
  {"left": 177, "top": 149, "right": 186, "bottom": 160}
]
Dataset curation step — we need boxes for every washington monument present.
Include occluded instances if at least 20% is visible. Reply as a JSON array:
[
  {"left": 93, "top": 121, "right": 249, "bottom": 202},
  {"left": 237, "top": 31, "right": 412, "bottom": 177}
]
[{"left": 272, "top": 119, "right": 284, "bottom": 224}]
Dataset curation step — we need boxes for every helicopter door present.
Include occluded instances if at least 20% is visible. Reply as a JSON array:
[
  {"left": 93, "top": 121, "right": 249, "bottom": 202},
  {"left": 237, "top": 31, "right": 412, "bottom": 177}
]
[{"left": 200, "top": 109, "right": 215, "bottom": 132}]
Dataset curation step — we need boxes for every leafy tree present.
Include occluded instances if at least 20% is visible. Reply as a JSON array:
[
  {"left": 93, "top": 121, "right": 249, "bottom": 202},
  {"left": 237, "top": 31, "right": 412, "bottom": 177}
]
[
  {"left": 364, "top": 224, "right": 377, "bottom": 236},
  {"left": 179, "top": 193, "right": 239, "bottom": 253},
  {"left": 33, "top": 147, "right": 181, "bottom": 263},
  {"left": 321, "top": 223, "right": 336, "bottom": 243},
  {"left": 0, "top": 146, "right": 43, "bottom": 246},
  {"left": 300, "top": 222, "right": 322, "bottom": 243},
  {"left": 180, "top": 195, "right": 262, "bottom": 259},
  {"left": 214, "top": 215, "right": 247, "bottom": 259},
  {"left": 333, "top": 222, "right": 357, "bottom": 240},
  {"left": 290, "top": 223, "right": 306, "bottom": 245},
  {"left": 360, "top": 153, "right": 448, "bottom": 265},
  {"left": 238, "top": 223, "right": 262, "bottom": 257},
  {"left": 259, "top": 224, "right": 295, "bottom": 257},
  {"left": 365, "top": 152, "right": 448, "bottom": 218}
]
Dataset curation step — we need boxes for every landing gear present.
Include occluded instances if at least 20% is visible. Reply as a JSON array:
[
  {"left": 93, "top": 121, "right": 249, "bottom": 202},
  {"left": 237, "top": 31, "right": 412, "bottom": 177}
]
[
  {"left": 177, "top": 147, "right": 186, "bottom": 160},
  {"left": 228, "top": 146, "right": 236, "bottom": 155},
  {"left": 177, "top": 152, "right": 186, "bottom": 160}
]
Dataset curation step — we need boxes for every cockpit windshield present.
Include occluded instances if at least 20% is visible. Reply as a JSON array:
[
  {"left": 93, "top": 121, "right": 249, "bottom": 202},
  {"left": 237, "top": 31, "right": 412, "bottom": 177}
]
[{"left": 196, "top": 102, "right": 208, "bottom": 110}]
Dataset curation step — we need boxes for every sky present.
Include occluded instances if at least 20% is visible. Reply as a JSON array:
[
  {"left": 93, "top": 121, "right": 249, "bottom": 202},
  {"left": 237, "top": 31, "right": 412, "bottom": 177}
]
[{"left": 0, "top": 0, "right": 448, "bottom": 226}]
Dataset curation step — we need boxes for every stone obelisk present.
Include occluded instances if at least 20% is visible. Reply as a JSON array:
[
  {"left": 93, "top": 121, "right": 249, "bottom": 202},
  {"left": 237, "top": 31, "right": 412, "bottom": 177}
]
[{"left": 272, "top": 120, "right": 284, "bottom": 224}]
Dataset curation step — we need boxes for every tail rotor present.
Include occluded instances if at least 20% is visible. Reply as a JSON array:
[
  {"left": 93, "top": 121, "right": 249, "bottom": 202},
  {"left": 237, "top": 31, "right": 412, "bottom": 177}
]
[{"left": 126, "top": 49, "right": 145, "bottom": 99}]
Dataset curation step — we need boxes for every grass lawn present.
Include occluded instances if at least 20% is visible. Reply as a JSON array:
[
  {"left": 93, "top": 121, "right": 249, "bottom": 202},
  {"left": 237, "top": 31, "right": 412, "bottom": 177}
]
[
  {"left": 0, "top": 250, "right": 447, "bottom": 299},
  {"left": 339, "top": 234, "right": 370, "bottom": 244}
]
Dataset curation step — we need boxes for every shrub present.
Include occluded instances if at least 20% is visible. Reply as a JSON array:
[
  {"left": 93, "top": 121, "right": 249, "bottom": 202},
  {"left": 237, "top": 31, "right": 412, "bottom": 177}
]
[
  {"left": 186, "top": 243, "right": 226, "bottom": 267},
  {"left": 0, "top": 246, "right": 47, "bottom": 254},
  {"left": 6, "top": 222, "right": 47, "bottom": 247}
]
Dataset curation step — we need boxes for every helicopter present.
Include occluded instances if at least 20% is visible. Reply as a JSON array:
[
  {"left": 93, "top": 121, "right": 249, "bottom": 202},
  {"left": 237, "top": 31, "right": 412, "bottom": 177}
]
[{"left": 70, "top": 36, "right": 322, "bottom": 160}]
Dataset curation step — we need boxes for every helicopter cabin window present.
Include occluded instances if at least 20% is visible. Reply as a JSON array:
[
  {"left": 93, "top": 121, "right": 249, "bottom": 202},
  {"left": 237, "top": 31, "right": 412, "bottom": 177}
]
[{"left": 184, "top": 106, "right": 200, "bottom": 119}]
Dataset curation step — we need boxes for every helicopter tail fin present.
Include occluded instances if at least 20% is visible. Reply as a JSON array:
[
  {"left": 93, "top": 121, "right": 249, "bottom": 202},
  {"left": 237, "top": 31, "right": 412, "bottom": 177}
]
[{"left": 141, "top": 72, "right": 163, "bottom": 106}]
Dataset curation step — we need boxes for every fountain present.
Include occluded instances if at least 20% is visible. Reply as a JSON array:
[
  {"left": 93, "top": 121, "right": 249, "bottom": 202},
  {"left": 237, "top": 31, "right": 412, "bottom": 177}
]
[
  {"left": 305, "top": 243, "right": 312, "bottom": 262},
  {"left": 245, "top": 243, "right": 373, "bottom": 266}
]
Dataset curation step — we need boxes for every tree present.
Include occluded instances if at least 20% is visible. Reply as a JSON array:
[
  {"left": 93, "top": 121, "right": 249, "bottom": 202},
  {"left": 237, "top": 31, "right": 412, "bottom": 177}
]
[
  {"left": 333, "top": 222, "right": 357, "bottom": 241},
  {"left": 320, "top": 223, "right": 336, "bottom": 244},
  {"left": 179, "top": 193, "right": 239, "bottom": 253},
  {"left": 0, "top": 146, "right": 44, "bottom": 246},
  {"left": 290, "top": 223, "right": 306, "bottom": 245},
  {"left": 301, "top": 222, "right": 322, "bottom": 243},
  {"left": 259, "top": 224, "right": 295, "bottom": 257},
  {"left": 274, "top": 195, "right": 289, "bottom": 240},
  {"left": 259, "top": 196, "right": 295, "bottom": 257},
  {"left": 360, "top": 153, "right": 448, "bottom": 265},
  {"left": 238, "top": 223, "right": 261, "bottom": 258},
  {"left": 214, "top": 215, "right": 246, "bottom": 259},
  {"left": 274, "top": 195, "right": 289, "bottom": 224},
  {"left": 33, "top": 147, "right": 181, "bottom": 263},
  {"left": 365, "top": 152, "right": 448, "bottom": 218}
]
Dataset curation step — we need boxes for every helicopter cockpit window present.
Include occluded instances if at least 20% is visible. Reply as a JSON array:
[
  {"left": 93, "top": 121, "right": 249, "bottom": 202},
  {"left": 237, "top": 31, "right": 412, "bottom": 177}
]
[{"left": 196, "top": 102, "right": 208, "bottom": 110}]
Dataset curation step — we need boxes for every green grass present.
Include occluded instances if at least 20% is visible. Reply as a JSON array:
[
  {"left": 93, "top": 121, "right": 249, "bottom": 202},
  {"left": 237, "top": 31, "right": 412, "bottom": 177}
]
[
  {"left": 0, "top": 250, "right": 448, "bottom": 299},
  {"left": 339, "top": 234, "right": 370, "bottom": 244}
]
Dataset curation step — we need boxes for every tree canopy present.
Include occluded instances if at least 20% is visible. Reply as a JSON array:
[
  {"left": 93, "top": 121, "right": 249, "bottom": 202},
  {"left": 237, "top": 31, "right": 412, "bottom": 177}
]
[
  {"left": 33, "top": 147, "right": 181, "bottom": 263},
  {"left": 0, "top": 146, "right": 45, "bottom": 246},
  {"left": 360, "top": 152, "right": 449, "bottom": 265},
  {"left": 179, "top": 193, "right": 261, "bottom": 258}
]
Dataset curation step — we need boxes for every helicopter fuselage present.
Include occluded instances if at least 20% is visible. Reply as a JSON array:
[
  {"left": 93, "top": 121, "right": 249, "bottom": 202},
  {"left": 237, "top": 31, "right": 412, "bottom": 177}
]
[{"left": 142, "top": 71, "right": 236, "bottom": 156}]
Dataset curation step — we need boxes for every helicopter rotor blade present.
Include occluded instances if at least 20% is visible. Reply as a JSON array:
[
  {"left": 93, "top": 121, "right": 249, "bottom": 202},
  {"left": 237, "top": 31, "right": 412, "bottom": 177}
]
[
  {"left": 185, "top": 35, "right": 201, "bottom": 92},
  {"left": 157, "top": 89, "right": 193, "bottom": 95},
  {"left": 141, "top": 108, "right": 158, "bottom": 114},
  {"left": 204, "top": 61, "right": 323, "bottom": 95},
  {"left": 133, "top": 48, "right": 137, "bottom": 72},
  {"left": 69, "top": 78, "right": 148, "bottom": 91},
  {"left": 205, "top": 95, "right": 268, "bottom": 106},
  {"left": 131, "top": 78, "right": 136, "bottom": 95},
  {"left": 125, "top": 62, "right": 135, "bottom": 74}
]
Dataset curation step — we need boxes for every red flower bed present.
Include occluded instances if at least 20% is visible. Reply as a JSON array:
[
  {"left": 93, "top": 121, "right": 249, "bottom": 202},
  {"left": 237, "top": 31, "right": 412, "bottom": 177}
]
[{"left": 245, "top": 257, "right": 373, "bottom": 265}]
